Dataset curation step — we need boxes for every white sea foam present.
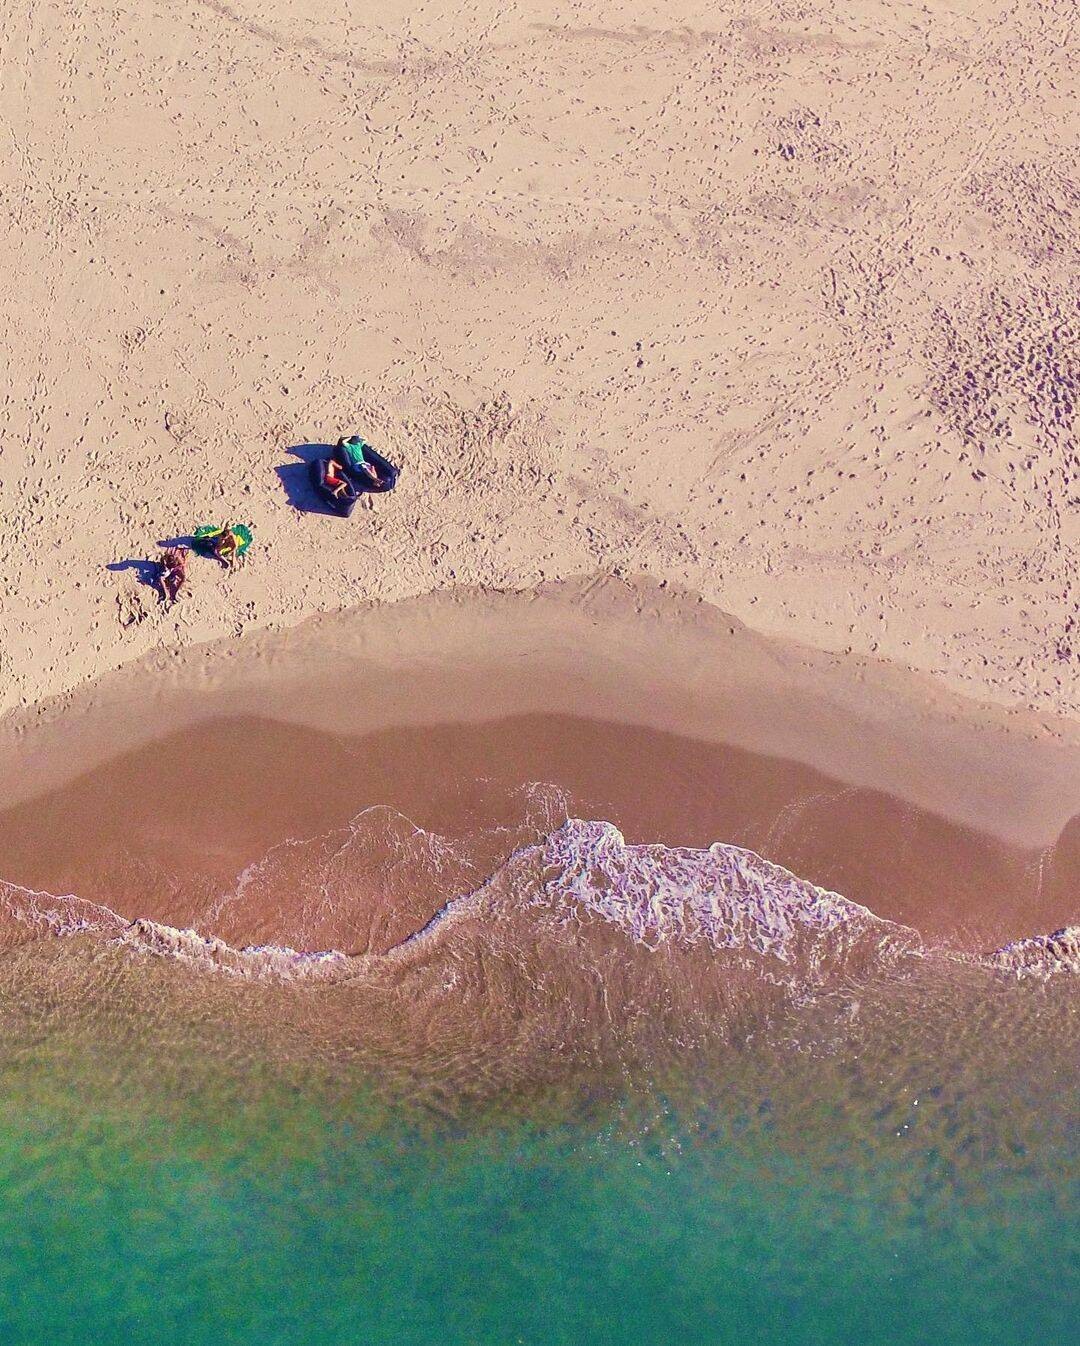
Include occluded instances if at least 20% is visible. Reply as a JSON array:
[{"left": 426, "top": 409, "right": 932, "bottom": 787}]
[
  {"left": 0, "top": 878, "right": 124, "bottom": 944},
  {"left": 120, "top": 919, "right": 349, "bottom": 980},
  {"left": 984, "top": 926, "right": 1080, "bottom": 979},
  {"left": 535, "top": 819, "right": 915, "bottom": 960},
  {"left": 0, "top": 809, "right": 1072, "bottom": 989}
]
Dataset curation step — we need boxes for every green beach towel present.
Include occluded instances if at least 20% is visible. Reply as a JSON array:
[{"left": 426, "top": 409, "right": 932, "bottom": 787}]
[{"left": 193, "top": 524, "right": 253, "bottom": 558}]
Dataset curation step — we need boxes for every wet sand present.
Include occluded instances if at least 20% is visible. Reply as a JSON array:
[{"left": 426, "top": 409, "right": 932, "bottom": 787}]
[
  {"left": 1, "top": 580, "right": 1076, "bottom": 952},
  {"left": 0, "top": 710, "right": 1077, "bottom": 951},
  {"left": 0, "top": 579, "right": 1073, "bottom": 1137}
]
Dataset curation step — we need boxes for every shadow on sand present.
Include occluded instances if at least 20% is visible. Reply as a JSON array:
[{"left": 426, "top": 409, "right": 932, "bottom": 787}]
[
  {"left": 276, "top": 443, "right": 340, "bottom": 516},
  {"left": 106, "top": 558, "right": 161, "bottom": 588}
]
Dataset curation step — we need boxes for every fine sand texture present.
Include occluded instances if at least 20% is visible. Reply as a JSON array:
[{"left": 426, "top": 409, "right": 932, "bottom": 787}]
[{"left": 0, "top": 2, "right": 1076, "bottom": 719}]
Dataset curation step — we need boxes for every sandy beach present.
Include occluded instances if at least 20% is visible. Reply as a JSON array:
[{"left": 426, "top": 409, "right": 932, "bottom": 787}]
[
  {"left": 1, "top": 2, "right": 1076, "bottom": 726},
  {"left": 0, "top": 0, "right": 1075, "bottom": 1063},
  {"left": 0, "top": 8, "right": 1077, "bottom": 1343}
]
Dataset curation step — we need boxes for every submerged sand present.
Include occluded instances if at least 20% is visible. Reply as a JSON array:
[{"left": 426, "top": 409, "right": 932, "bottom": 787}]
[
  {"left": 0, "top": 580, "right": 1072, "bottom": 1114},
  {"left": 1, "top": 709, "right": 1077, "bottom": 952}
]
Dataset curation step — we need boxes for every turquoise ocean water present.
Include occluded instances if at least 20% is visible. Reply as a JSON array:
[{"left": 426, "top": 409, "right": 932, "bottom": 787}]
[{"left": 0, "top": 988, "right": 1074, "bottom": 1346}]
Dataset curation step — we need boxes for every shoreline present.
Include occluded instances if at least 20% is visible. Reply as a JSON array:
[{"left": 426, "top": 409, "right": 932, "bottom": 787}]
[
  {"left": 3, "top": 576, "right": 1078, "bottom": 841},
  {"left": 1, "top": 577, "right": 1076, "bottom": 950}
]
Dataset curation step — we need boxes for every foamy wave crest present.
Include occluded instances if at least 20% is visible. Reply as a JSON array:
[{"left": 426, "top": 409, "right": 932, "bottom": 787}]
[
  {"left": 120, "top": 919, "right": 349, "bottom": 980},
  {"left": 984, "top": 926, "right": 1080, "bottom": 979},
  {"left": 0, "top": 878, "right": 124, "bottom": 948},
  {"left": 1, "top": 810, "right": 1073, "bottom": 994},
  {"left": 535, "top": 820, "right": 921, "bottom": 964}
]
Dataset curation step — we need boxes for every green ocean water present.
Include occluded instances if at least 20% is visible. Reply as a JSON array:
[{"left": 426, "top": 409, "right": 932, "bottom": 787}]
[{"left": 0, "top": 1020, "right": 1075, "bottom": 1346}]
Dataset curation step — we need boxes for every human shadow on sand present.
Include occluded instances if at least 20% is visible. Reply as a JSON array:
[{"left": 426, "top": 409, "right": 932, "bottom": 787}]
[
  {"left": 106, "top": 558, "right": 161, "bottom": 588},
  {"left": 276, "top": 443, "right": 341, "bottom": 516}
]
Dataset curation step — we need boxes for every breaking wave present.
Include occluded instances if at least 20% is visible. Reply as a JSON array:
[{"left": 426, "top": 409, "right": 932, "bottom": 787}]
[
  {"left": 0, "top": 805, "right": 1072, "bottom": 995},
  {"left": 985, "top": 926, "right": 1080, "bottom": 979},
  {"left": 535, "top": 821, "right": 910, "bottom": 958}
]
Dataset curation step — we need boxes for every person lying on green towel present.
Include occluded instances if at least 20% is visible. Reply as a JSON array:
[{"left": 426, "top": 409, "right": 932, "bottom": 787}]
[{"left": 193, "top": 523, "right": 253, "bottom": 568}]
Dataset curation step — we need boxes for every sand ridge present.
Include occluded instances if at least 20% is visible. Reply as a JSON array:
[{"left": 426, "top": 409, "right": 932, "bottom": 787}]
[{"left": 0, "top": 2, "right": 1076, "bottom": 716}]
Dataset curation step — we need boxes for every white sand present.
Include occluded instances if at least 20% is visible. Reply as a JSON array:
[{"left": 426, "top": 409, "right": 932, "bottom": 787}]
[{"left": 0, "top": 2, "right": 1076, "bottom": 719}]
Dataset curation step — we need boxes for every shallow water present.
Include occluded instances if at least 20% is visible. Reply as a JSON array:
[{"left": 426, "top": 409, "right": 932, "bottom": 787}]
[
  {"left": 0, "top": 739, "right": 1075, "bottom": 1341},
  {"left": 0, "top": 1000, "right": 1075, "bottom": 1346}
]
